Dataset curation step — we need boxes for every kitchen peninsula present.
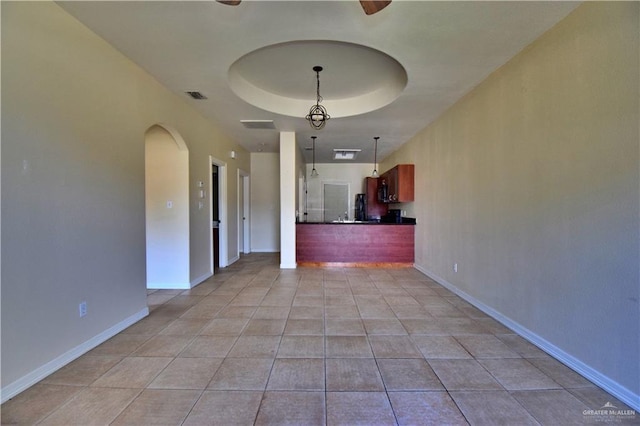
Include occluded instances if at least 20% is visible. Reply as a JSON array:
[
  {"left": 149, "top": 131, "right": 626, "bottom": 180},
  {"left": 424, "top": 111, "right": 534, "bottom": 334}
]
[{"left": 296, "top": 221, "right": 415, "bottom": 267}]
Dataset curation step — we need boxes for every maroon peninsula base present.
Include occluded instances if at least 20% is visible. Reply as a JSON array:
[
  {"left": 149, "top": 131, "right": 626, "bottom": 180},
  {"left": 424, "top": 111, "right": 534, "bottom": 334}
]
[{"left": 296, "top": 223, "right": 415, "bottom": 267}]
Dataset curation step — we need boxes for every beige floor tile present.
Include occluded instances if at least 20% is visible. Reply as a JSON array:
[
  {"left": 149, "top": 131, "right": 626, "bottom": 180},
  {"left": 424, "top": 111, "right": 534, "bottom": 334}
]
[
  {"left": 377, "top": 358, "right": 444, "bottom": 391},
  {"left": 326, "top": 336, "right": 373, "bottom": 358},
  {"left": 424, "top": 304, "right": 467, "bottom": 318},
  {"left": 120, "top": 316, "right": 174, "bottom": 335},
  {"left": 289, "top": 306, "right": 324, "bottom": 319},
  {"left": 567, "top": 387, "right": 635, "bottom": 412},
  {"left": 0, "top": 384, "right": 82, "bottom": 425},
  {"left": 528, "top": 357, "right": 596, "bottom": 388},
  {"left": 293, "top": 295, "right": 325, "bottom": 307},
  {"left": 148, "top": 303, "right": 192, "bottom": 318},
  {"left": 6, "top": 254, "right": 627, "bottom": 426},
  {"left": 228, "top": 294, "right": 265, "bottom": 306},
  {"left": 284, "top": 319, "right": 324, "bottom": 335},
  {"left": 148, "top": 357, "right": 223, "bottom": 389},
  {"left": 199, "top": 318, "right": 249, "bottom": 335},
  {"left": 384, "top": 295, "right": 420, "bottom": 306},
  {"left": 90, "top": 357, "right": 172, "bottom": 388},
  {"left": 41, "top": 355, "right": 122, "bottom": 386},
  {"left": 512, "top": 389, "right": 590, "bottom": 425},
  {"left": 391, "top": 305, "right": 433, "bottom": 319},
  {"left": 363, "top": 318, "right": 408, "bottom": 335},
  {"left": 388, "top": 391, "right": 469, "bottom": 426},
  {"left": 358, "top": 305, "right": 398, "bottom": 319},
  {"left": 325, "top": 318, "right": 366, "bottom": 335},
  {"left": 277, "top": 335, "right": 324, "bottom": 358},
  {"left": 261, "top": 294, "right": 295, "bottom": 306},
  {"left": 215, "top": 306, "right": 257, "bottom": 319},
  {"left": 87, "top": 334, "right": 151, "bottom": 356},
  {"left": 411, "top": 335, "right": 472, "bottom": 359},
  {"left": 255, "top": 391, "right": 325, "bottom": 426},
  {"left": 428, "top": 359, "right": 503, "bottom": 391},
  {"left": 208, "top": 358, "right": 274, "bottom": 390},
  {"left": 267, "top": 358, "right": 324, "bottom": 390},
  {"left": 227, "top": 335, "right": 281, "bottom": 358},
  {"left": 182, "top": 390, "right": 263, "bottom": 426},
  {"left": 475, "top": 317, "right": 513, "bottom": 334},
  {"left": 253, "top": 306, "right": 291, "bottom": 319},
  {"left": 450, "top": 391, "right": 539, "bottom": 425},
  {"left": 369, "top": 335, "right": 422, "bottom": 358},
  {"left": 325, "top": 295, "right": 356, "bottom": 306},
  {"left": 355, "top": 294, "right": 388, "bottom": 306},
  {"left": 131, "top": 335, "right": 193, "bottom": 357},
  {"left": 326, "top": 358, "right": 385, "bottom": 391},
  {"left": 479, "top": 358, "right": 561, "bottom": 390},
  {"left": 243, "top": 319, "right": 287, "bottom": 335},
  {"left": 325, "top": 305, "right": 360, "bottom": 319},
  {"left": 180, "top": 335, "right": 237, "bottom": 358},
  {"left": 179, "top": 303, "right": 224, "bottom": 319},
  {"left": 326, "top": 392, "right": 396, "bottom": 426},
  {"left": 496, "top": 334, "right": 549, "bottom": 358},
  {"left": 111, "top": 389, "right": 200, "bottom": 425},
  {"left": 38, "top": 387, "right": 141, "bottom": 425},
  {"left": 454, "top": 334, "right": 521, "bottom": 358},
  {"left": 158, "top": 318, "right": 209, "bottom": 335},
  {"left": 402, "top": 318, "right": 488, "bottom": 335}
]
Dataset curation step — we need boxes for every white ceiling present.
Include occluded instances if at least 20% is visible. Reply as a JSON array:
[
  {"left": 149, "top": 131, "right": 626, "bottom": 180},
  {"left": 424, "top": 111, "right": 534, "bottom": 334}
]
[{"left": 58, "top": 1, "right": 578, "bottom": 164}]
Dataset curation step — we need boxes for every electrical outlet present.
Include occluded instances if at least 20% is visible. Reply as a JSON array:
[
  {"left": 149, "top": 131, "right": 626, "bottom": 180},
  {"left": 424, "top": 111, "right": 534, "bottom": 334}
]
[
  {"left": 453, "top": 263, "right": 458, "bottom": 273},
  {"left": 79, "top": 301, "right": 87, "bottom": 318}
]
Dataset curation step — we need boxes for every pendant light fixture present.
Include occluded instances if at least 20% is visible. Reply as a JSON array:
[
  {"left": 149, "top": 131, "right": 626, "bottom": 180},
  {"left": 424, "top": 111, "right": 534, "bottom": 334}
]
[
  {"left": 372, "top": 136, "right": 380, "bottom": 177},
  {"left": 305, "top": 66, "right": 330, "bottom": 130},
  {"left": 310, "top": 136, "right": 319, "bottom": 177}
]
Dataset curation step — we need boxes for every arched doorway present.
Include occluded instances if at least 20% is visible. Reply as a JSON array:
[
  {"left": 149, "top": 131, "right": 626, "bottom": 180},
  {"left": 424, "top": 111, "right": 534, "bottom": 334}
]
[{"left": 144, "top": 125, "right": 190, "bottom": 289}]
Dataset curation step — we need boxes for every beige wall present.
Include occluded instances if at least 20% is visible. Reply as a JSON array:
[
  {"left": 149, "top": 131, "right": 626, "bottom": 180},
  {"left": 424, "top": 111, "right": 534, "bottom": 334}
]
[
  {"left": 1, "top": 2, "right": 249, "bottom": 397},
  {"left": 250, "top": 153, "right": 281, "bottom": 252},
  {"left": 382, "top": 2, "right": 639, "bottom": 403}
]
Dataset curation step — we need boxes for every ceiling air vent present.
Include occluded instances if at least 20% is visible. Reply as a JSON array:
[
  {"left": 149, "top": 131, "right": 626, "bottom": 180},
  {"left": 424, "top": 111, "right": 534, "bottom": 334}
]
[
  {"left": 185, "top": 91, "right": 208, "bottom": 100},
  {"left": 333, "top": 149, "right": 361, "bottom": 160},
  {"left": 241, "top": 120, "right": 276, "bottom": 130}
]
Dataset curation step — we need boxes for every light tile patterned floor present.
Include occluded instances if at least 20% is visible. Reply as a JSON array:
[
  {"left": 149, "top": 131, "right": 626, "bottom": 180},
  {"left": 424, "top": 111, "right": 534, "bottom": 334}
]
[{"left": 2, "top": 253, "right": 636, "bottom": 425}]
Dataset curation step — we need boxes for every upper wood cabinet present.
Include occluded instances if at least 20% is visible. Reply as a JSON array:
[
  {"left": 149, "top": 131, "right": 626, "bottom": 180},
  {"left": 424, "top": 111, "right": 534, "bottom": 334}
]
[{"left": 380, "top": 164, "right": 414, "bottom": 203}]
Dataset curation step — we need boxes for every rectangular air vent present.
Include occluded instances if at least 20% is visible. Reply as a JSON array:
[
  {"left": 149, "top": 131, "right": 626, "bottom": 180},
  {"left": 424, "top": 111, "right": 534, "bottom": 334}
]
[
  {"left": 241, "top": 120, "right": 276, "bottom": 130},
  {"left": 333, "top": 149, "right": 361, "bottom": 160},
  {"left": 185, "top": 91, "right": 208, "bottom": 100}
]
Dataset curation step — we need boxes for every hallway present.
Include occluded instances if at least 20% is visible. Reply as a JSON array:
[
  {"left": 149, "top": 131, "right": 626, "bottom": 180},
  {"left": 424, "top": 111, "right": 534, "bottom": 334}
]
[{"left": 2, "top": 254, "right": 633, "bottom": 425}]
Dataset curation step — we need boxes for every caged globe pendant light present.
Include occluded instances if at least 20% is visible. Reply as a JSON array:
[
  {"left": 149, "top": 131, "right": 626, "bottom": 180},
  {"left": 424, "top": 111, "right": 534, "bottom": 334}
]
[
  {"left": 372, "top": 136, "right": 380, "bottom": 177},
  {"left": 305, "top": 66, "right": 331, "bottom": 130},
  {"left": 310, "top": 136, "right": 319, "bottom": 177}
]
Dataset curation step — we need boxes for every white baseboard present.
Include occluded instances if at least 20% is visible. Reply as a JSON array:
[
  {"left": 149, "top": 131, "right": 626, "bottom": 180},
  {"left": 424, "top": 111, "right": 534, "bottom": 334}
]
[
  {"left": 1, "top": 307, "right": 149, "bottom": 404},
  {"left": 280, "top": 262, "right": 297, "bottom": 269},
  {"left": 414, "top": 264, "right": 640, "bottom": 411},
  {"left": 251, "top": 249, "right": 279, "bottom": 253},
  {"left": 228, "top": 255, "right": 240, "bottom": 265},
  {"left": 147, "top": 281, "right": 191, "bottom": 290},
  {"left": 190, "top": 272, "right": 213, "bottom": 288}
]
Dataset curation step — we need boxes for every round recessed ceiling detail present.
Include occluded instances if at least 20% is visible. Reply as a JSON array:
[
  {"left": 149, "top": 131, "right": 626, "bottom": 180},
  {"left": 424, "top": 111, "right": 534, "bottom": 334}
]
[{"left": 228, "top": 40, "right": 408, "bottom": 119}]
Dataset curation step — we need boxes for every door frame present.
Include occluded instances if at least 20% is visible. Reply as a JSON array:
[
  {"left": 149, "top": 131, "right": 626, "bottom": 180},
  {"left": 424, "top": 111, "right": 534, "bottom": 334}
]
[{"left": 210, "top": 156, "right": 228, "bottom": 272}]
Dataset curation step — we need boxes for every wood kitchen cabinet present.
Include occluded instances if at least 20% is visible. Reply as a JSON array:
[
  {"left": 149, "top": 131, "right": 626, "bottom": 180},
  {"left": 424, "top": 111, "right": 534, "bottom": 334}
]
[{"left": 380, "top": 164, "right": 414, "bottom": 203}]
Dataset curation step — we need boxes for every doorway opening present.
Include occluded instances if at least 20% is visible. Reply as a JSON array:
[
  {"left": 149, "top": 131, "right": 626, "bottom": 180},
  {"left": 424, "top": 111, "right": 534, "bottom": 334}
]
[
  {"left": 238, "top": 170, "right": 250, "bottom": 256},
  {"left": 210, "top": 157, "right": 228, "bottom": 274},
  {"left": 212, "top": 165, "right": 220, "bottom": 271},
  {"left": 144, "top": 124, "right": 190, "bottom": 289}
]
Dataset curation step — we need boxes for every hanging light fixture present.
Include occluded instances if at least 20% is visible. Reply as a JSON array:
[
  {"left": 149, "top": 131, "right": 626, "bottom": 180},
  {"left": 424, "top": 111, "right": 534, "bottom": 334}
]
[
  {"left": 310, "top": 136, "right": 319, "bottom": 177},
  {"left": 372, "top": 136, "right": 380, "bottom": 177},
  {"left": 305, "top": 66, "right": 330, "bottom": 130}
]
